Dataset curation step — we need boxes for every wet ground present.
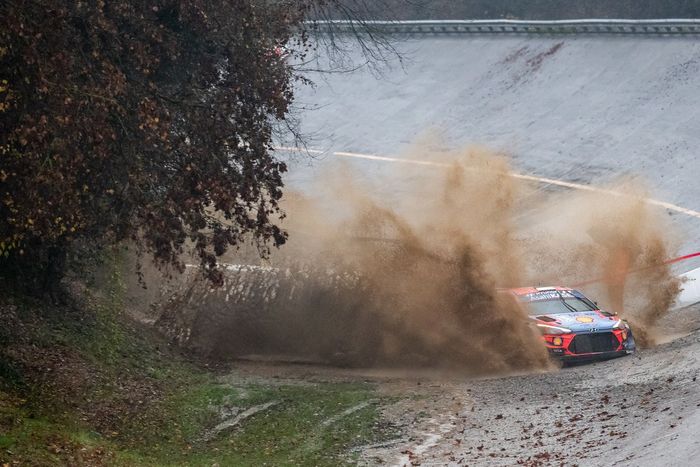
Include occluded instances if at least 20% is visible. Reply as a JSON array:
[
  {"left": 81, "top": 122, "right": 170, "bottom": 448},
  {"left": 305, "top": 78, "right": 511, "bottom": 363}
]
[
  {"left": 245, "top": 31, "right": 700, "bottom": 465},
  {"left": 227, "top": 304, "right": 700, "bottom": 466},
  {"left": 367, "top": 327, "right": 700, "bottom": 466}
]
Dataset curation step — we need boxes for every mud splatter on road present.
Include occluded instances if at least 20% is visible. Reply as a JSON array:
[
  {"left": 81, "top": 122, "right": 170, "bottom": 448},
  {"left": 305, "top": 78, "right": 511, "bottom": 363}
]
[{"left": 357, "top": 306, "right": 700, "bottom": 466}]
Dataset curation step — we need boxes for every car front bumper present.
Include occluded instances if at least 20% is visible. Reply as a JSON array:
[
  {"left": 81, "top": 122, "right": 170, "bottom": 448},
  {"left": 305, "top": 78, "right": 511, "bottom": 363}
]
[{"left": 544, "top": 329, "right": 636, "bottom": 361}]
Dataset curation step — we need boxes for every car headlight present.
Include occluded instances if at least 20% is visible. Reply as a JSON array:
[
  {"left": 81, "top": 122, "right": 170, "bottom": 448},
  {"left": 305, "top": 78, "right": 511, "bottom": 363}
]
[
  {"left": 612, "top": 320, "right": 630, "bottom": 341},
  {"left": 536, "top": 324, "right": 572, "bottom": 335}
]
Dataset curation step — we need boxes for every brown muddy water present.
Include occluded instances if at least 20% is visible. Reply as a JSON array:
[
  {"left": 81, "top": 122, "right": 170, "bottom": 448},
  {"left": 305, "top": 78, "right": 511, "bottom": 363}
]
[{"left": 156, "top": 144, "right": 681, "bottom": 374}]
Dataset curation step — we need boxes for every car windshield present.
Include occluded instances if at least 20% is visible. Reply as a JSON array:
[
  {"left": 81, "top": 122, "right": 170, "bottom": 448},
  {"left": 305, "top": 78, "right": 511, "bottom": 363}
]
[
  {"left": 518, "top": 290, "right": 597, "bottom": 315},
  {"left": 525, "top": 298, "right": 596, "bottom": 315}
]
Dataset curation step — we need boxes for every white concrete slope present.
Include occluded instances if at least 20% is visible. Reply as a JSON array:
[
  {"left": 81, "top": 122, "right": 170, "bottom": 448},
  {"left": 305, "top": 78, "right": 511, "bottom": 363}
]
[
  {"left": 677, "top": 267, "right": 700, "bottom": 308},
  {"left": 287, "top": 35, "right": 700, "bottom": 261}
]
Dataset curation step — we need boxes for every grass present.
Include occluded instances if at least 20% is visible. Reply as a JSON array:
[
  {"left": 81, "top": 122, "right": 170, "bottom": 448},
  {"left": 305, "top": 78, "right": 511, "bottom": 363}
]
[
  {"left": 0, "top": 396, "right": 107, "bottom": 465},
  {"left": 112, "top": 382, "right": 383, "bottom": 466},
  {"left": 0, "top": 251, "right": 393, "bottom": 466},
  {"left": 1, "top": 380, "right": 385, "bottom": 466}
]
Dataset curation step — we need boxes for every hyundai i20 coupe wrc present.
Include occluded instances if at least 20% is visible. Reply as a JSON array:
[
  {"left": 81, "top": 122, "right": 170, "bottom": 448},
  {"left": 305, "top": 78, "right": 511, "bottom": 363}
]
[{"left": 506, "top": 286, "right": 636, "bottom": 361}]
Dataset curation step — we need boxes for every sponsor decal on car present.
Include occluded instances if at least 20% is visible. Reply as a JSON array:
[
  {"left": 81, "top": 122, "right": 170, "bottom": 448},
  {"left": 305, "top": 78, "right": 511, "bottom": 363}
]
[{"left": 523, "top": 290, "right": 576, "bottom": 302}]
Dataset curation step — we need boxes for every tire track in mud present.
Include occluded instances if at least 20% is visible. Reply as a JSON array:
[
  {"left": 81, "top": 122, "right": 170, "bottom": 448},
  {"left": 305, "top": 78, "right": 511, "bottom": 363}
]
[
  {"left": 359, "top": 383, "right": 476, "bottom": 467},
  {"left": 321, "top": 400, "right": 378, "bottom": 427},
  {"left": 393, "top": 419, "right": 459, "bottom": 467}
]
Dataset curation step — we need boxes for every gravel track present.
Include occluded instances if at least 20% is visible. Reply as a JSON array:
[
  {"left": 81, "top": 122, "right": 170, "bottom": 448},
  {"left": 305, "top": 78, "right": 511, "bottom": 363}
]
[
  {"left": 359, "top": 305, "right": 700, "bottom": 466},
  {"left": 224, "top": 305, "right": 700, "bottom": 466}
]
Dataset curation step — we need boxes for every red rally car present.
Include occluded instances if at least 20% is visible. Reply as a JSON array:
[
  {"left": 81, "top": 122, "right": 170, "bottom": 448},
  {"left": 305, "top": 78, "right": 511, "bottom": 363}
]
[{"left": 506, "top": 286, "right": 636, "bottom": 361}]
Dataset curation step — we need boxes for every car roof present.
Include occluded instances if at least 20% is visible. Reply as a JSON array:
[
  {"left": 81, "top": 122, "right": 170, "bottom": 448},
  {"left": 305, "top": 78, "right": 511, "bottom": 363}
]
[{"left": 507, "top": 286, "right": 574, "bottom": 296}]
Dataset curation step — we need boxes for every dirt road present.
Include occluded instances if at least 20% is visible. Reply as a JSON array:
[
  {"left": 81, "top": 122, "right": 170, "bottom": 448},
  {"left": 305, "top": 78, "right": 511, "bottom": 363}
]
[
  {"left": 358, "top": 305, "right": 700, "bottom": 466},
  {"left": 228, "top": 305, "right": 700, "bottom": 466}
]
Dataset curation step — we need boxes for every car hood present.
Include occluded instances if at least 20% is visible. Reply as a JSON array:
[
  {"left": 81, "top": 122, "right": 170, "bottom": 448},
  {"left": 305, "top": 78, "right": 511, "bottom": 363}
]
[{"left": 530, "top": 311, "right": 619, "bottom": 332}]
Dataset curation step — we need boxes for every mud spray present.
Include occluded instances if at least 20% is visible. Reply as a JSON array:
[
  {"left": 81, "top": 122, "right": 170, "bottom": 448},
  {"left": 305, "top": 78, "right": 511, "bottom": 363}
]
[
  {"left": 517, "top": 174, "right": 682, "bottom": 346},
  {"left": 159, "top": 143, "right": 681, "bottom": 373}
]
